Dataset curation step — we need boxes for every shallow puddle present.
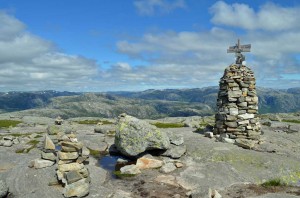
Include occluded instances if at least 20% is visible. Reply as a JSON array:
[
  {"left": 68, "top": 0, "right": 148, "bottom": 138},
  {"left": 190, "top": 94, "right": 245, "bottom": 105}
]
[{"left": 98, "top": 155, "right": 135, "bottom": 178}]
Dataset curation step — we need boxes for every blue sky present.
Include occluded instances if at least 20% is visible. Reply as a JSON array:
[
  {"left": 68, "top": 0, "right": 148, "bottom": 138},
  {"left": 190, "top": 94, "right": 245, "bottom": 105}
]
[{"left": 0, "top": 0, "right": 300, "bottom": 91}]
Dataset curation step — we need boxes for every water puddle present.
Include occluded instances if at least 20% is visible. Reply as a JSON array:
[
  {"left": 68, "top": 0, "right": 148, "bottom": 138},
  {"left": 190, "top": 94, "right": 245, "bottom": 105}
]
[{"left": 98, "top": 155, "right": 135, "bottom": 178}]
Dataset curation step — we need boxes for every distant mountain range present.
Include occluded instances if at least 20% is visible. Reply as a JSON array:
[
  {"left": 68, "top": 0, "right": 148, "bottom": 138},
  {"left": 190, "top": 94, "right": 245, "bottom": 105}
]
[{"left": 0, "top": 87, "right": 299, "bottom": 119}]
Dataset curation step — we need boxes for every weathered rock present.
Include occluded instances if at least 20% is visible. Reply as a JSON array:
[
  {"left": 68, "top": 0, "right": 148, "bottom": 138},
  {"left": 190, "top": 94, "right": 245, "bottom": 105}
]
[
  {"left": 204, "top": 132, "right": 214, "bottom": 138},
  {"left": 221, "top": 138, "right": 235, "bottom": 144},
  {"left": 41, "top": 151, "right": 56, "bottom": 161},
  {"left": 136, "top": 154, "right": 163, "bottom": 169},
  {"left": 44, "top": 134, "right": 55, "bottom": 150},
  {"left": 65, "top": 170, "right": 84, "bottom": 184},
  {"left": 235, "top": 139, "right": 255, "bottom": 149},
  {"left": 61, "top": 141, "right": 83, "bottom": 151},
  {"left": 286, "top": 124, "right": 300, "bottom": 133},
  {"left": 29, "top": 159, "right": 55, "bottom": 169},
  {"left": 58, "top": 163, "right": 84, "bottom": 172},
  {"left": 168, "top": 133, "right": 184, "bottom": 146},
  {"left": 47, "top": 125, "right": 61, "bottom": 135},
  {"left": 63, "top": 178, "right": 89, "bottom": 198},
  {"left": 0, "top": 140, "right": 13, "bottom": 147},
  {"left": 120, "top": 165, "right": 141, "bottom": 175},
  {"left": 94, "top": 125, "right": 115, "bottom": 134},
  {"left": 58, "top": 151, "right": 79, "bottom": 160},
  {"left": 81, "top": 146, "right": 90, "bottom": 157},
  {"left": 115, "top": 114, "right": 170, "bottom": 157},
  {"left": 0, "top": 180, "right": 8, "bottom": 198},
  {"left": 55, "top": 116, "right": 63, "bottom": 125},
  {"left": 3, "top": 136, "right": 13, "bottom": 141},
  {"left": 161, "top": 144, "right": 186, "bottom": 159},
  {"left": 154, "top": 175, "right": 179, "bottom": 187},
  {"left": 160, "top": 163, "right": 176, "bottom": 173}
]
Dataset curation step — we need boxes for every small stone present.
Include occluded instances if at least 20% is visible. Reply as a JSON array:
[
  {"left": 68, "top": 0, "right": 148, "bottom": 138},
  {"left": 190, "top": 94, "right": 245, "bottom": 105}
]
[
  {"left": 81, "top": 146, "right": 90, "bottom": 157},
  {"left": 58, "top": 151, "right": 79, "bottom": 160},
  {"left": 63, "top": 178, "right": 89, "bottom": 198},
  {"left": 78, "top": 167, "right": 89, "bottom": 178},
  {"left": 65, "top": 170, "right": 84, "bottom": 184},
  {"left": 44, "top": 134, "right": 55, "bottom": 150},
  {"left": 1, "top": 140, "right": 13, "bottom": 147},
  {"left": 161, "top": 144, "right": 186, "bottom": 159},
  {"left": 58, "top": 159, "right": 75, "bottom": 165},
  {"left": 175, "top": 162, "right": 184, "bottom": 168},
  {"left": 47, "top": 125, "right": 61, "bottom": 135},
  {"left": 212, "top": 190, "right": 222, "bottom": 198},
  {"left": 41, "top": 151, "right": 56, "bottom": 161},
  {"left": 58, "top": 163, "right": 84, "bottom": 172},
  {"left": 204, "top": 132, "right": 214, "bottom": 138},
  {"left": 222, "top": 138, "right": 235, "bottom": 144},
  {"left": 76, "top": 156, "right": 89, "bottom": 164},
  {"left": 55, "top": 116, "right": 63, "bottom": 125},
  {"left": 160, "top": 163, "right": 176, "bottom": 173},
  {"left": 12, "top": 138, "right": 19, "bottom": 144},
  {"left": 229, "top": 108, "right": 238, "bottom": 116},
  {"left": 136, "top": 155, "right": 163, "bottom": 169},
  {"left": 29, "top": 159, "right": 55, "bottom": 169},
  {"left": 238, "top": 113, "right": 255, "bottom": 119},
  {"left": 225, "top": 122, "right": 237, "bottom": 128},
  {"left": 120, "top": 165, "right": 141, "bottom": 175},
  {"left": 235, "top": 139, "right": 255, "bottom": 149}
]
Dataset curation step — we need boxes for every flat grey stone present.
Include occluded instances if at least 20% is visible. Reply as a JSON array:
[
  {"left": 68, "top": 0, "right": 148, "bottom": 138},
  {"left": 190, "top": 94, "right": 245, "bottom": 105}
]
[{"left": 161, "top": 144, "right": 186, "bottom": 159}]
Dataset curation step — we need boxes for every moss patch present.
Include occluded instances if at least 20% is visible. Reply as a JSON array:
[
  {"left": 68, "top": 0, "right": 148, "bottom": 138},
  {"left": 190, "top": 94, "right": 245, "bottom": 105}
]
[
  {"left": 262, "top": 178, "right": 286, "bottom": 187},
  {"left": 0, "top": 120, "right": 22, "bottom": 128},
  {"left": 76, "top": 120, "right": 113, "bottom": 125},
  {"left": 151, "top": 122, "right": 185, "bottom": 128},
  {"left": 16, "top": 139, "right": 40, "bottom": 154},
  {"left": 113, "top": 170, "right": 136, "bottom": 178},
  {"left": 282, "top": 119, "right": 300, "bottom": 124}
]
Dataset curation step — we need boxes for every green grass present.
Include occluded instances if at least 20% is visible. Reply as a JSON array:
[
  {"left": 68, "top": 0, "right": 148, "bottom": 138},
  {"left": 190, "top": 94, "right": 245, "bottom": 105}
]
[
  {"left": 0, "top": 120, "right": 22, "bottom": 128},
  {"left": 282, "top": 119, "right": 300, "bottom": 124},
  {"left": 16, "top": 139, "right": 40, "bottom": 154},
  {"left": 151, "top": 122, "right": 185, "bottom": 128},
  {"left": 113, "top": 170, "right": 136, "bottom": 178},
  {"left": 76, "top": 120, "right": 113, "bottom": 125},
  {"left": 261, "top": 178, "right": 286, "bottom": 187}
]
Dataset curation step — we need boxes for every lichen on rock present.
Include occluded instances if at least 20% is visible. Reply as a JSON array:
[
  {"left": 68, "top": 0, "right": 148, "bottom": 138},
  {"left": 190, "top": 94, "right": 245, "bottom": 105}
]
[{"left": 114, "top": 114, "right": 170, "bottom": 157}]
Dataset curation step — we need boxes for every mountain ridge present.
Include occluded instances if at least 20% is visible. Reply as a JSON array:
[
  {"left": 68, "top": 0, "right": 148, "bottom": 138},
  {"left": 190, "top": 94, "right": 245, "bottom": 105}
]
[{"left": 0, "top": 87, "right": 300, "bottom": 119}]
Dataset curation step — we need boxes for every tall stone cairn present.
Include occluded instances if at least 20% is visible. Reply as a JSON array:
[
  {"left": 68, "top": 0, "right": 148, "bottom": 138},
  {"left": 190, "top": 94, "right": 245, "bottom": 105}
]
[
  {"left": 214, "top": 64, "right": 261, "bottom": 142},
  {"left": 214, "top": 39, "right": 262, "bottom": 148}
]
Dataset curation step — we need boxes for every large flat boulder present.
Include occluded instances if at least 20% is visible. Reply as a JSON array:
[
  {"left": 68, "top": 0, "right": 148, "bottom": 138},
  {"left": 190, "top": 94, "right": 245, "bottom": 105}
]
[{"left": 115, "top": 114, "right": 170, "bottom": 157}]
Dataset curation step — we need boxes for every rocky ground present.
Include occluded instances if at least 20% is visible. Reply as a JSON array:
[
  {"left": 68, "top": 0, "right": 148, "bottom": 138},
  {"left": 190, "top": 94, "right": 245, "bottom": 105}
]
[{"left": 0, "top": 113, "right": 300, "bottom": 198}]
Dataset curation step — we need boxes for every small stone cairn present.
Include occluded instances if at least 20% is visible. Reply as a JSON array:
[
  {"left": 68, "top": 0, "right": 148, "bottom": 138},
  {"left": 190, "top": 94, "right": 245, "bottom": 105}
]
[
  {"left": 214, "top": 40, "right": 261, "bottom": 149},
  {"left": 56, "top": 133, "right": 91, "bottom": 198}
]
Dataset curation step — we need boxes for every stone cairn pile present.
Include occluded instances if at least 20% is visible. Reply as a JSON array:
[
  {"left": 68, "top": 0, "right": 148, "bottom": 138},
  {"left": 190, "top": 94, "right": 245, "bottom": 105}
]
[
  {"left": 56, "top": 134, "right": 91, "bottom": 198},
  {"left": 214, "top": 64, "right": 261, "bottom": 148}
]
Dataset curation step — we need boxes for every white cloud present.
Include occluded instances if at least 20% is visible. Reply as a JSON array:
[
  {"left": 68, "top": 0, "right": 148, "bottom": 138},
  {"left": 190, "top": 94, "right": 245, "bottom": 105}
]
[
  {"left": 0, "top": 12, "right": 99, "bottom": 91},
  {"left": 210, "top": 1, "right": 300, "bottom": 31},
  {"left": 134, "top": 0, "right": 186, "bottom": 16}
]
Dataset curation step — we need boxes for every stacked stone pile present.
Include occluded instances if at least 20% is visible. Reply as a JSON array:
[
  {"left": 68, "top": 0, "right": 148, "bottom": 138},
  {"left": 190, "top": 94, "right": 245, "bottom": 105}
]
[
  {"left": 214, "top": 64, "right": 261, "bottom": 146},
  {"left": 29, "top": 134, "right": 56, "bottom": 169},
  {"left": 56, "top": 134, "right": 91, "bottom": 198}
]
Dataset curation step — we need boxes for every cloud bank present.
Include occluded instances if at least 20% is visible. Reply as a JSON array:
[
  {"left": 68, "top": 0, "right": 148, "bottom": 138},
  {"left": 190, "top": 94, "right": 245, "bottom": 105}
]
[
  {"left": 134, "top": 0, "right": 186, "bottom": 16},
  {"left": 1, "top": 1, "right": 300, "bottom": 92},
  {"left": 0, "top": 11, "right": 98, "bottom": 91}
]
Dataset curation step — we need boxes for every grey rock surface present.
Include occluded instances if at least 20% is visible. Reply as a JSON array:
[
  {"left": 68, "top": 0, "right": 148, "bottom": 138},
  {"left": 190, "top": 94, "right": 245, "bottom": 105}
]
[
  {"left": 161, "top": 144, "right": 186, "bottom": 159},
  {"left": 0, "top": 180, "right": 8, "bottom": 198},
  {"left": 115, "top": 114, "right": 170, "bottom": 157}
]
